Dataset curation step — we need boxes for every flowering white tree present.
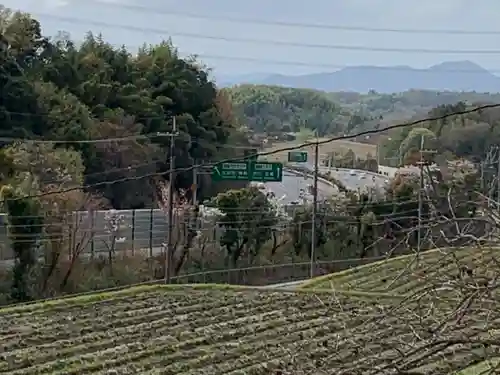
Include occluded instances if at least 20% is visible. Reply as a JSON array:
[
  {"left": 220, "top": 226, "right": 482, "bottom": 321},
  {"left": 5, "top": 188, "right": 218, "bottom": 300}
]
[{"left": 103, "top": 209, "right": 127, "bottom": 269}]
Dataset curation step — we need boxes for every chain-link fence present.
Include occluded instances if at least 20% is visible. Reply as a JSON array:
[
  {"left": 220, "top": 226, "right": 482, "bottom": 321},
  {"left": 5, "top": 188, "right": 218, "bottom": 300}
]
[{"left": 171, "top": 257, "right": 388, "bottom": 286}]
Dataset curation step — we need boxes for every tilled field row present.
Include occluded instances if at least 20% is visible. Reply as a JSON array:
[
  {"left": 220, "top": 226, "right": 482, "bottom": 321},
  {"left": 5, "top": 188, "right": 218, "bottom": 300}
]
[
  {"left": 1, "top": 285, "right": 497, "bottom": 374},
  {"left": 319, "top": 247, "right": 500, "bottom": 296},
  {"left": 0, "top": 287, "right": 382, "bottom": 374},
  {"left": 0, "top": 292, "right": 297, "bottom": 351}
]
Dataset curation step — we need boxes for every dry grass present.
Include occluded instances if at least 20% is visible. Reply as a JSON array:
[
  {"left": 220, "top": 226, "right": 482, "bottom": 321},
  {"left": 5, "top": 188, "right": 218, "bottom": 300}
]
[{"left": 262, "top": 139, "right": 377, "bottom": 163}]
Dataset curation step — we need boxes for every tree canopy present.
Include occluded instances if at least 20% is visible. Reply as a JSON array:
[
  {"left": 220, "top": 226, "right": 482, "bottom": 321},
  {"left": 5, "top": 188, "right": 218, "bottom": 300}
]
[
  {"left": 225, "top": 84, "right": 500, "bottom": 142},
  {"left": 224, "top": 84, "right": 352, "bottom": 137},
  {"left": 329, "top": 89, "right": 500, "bottom": 132},
  {"left": 380, "top": 102, "right": 500, "bottom": 165},
  {"left": 0, "top": 6, "right": 251, "bottom": 209}
]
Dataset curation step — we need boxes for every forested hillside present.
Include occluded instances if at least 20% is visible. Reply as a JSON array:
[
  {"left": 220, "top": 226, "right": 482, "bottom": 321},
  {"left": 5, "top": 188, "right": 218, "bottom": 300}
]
[
  {"left": 331, "top": 90, "right": 500, "bottom": 128},
  {"left": 224, "top": 84, "right": 359, "bottom": 137},
  {"left": 380, "top": 102, "right": 500, "bottom": 166},
  {"left": 0, "top": 7, "right": 250, "bottom": 210},
  {"left": 226, "top": 84, "right": 500, "bottom": 138}
]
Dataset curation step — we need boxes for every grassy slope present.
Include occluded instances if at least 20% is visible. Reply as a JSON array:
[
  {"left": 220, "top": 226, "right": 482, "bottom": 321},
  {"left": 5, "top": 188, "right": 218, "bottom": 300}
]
[
  {"left": 301, "top": 246, "right": 500, "bottom": 373},
  {"left": 301, "top": 246, "right": 499, "bottom": 295}
]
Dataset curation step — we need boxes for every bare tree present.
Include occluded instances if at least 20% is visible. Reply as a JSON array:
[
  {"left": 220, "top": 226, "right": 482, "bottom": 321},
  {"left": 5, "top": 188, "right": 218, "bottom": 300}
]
[
  {"left": 40, "top": 189, "right": 102, "bottom": 293},
  {"left": 153, "top": 177, "right": 200, "bottom": 277}
]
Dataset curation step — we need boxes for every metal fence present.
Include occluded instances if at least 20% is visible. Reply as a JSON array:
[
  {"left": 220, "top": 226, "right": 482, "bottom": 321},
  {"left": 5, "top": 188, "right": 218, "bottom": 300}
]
[
  {"left": 171, "top": 256, "right": 388, "bottom": 286},
  {"left": 0, "top": 209, "right": 192, "bottom": 260},
  {"left": 0, "top": 206, "right": 303, "bottom": 261}
]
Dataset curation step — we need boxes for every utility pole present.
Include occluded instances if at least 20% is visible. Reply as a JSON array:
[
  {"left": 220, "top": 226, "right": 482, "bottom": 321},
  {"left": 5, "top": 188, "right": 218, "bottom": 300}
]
[
  {"left": 310, "top": 137, "right": 319, "bottom": 279},
  {"left": 416, "top": 135, "right": 425, "bottom": 257},
  {"left": 416, "top": 135, "right": 437, "bottom": 257},
  {"left": 376, "top": 143, "right": 380, "bottom": 166},
  {"left": 480, "top": 161, "right": 485, "bottom": 192},
  {"left": 192, "top": 160, "right": 198, "bottom": 205},
  {"left": 497, "top": 148, "right": 500, "bottom": 214},
  {"left": 165, "top": 117, "right": 177, "bottom": 284},
  {"left": 489, "top": 148, "right": 496, "bottom": 209},
  {"left": 481, "top": 146, "right": 497, "bottom": 208}
]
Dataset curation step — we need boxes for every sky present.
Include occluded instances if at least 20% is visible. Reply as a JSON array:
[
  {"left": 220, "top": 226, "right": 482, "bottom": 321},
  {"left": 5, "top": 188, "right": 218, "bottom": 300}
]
[{"left": 5, "top": 0, "right": 500, "bottom": 80}]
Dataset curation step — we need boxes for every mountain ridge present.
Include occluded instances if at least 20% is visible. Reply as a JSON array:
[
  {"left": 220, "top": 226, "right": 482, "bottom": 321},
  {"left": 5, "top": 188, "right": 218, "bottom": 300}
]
[{"left": 217, "top": 61, "right": 500, "bottom": 93}]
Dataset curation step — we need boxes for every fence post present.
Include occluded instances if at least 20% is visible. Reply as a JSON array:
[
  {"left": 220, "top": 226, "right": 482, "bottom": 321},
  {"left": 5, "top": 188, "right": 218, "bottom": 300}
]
[
  {"left": 149, "top": 208, "right": 153, "bottom": 257},
  {"left": 131, "top": 209, "right": 136, "bottom": 255},
  {"left": 90, "top": 210, "right": 95, "bottom": 259},
  {"left": 200, "top": 235, "right": 205, "bottom": 283}
]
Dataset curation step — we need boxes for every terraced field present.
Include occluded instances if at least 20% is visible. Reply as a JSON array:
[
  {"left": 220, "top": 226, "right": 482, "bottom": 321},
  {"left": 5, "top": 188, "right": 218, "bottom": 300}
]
[
  {"left": 301, "top": 246, "right": 500, "bottom": 374},
  {"left": 302, "top": 246, "right": 500, "bottom": 296},
  {"left": 0, "top": 283, "right": 499, "bottom": 374}
]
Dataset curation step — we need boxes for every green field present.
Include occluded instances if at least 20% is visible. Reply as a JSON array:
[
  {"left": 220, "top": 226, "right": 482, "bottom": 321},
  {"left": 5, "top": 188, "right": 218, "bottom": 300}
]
[
  {"left": 300, "top": 246, "right": 500, "bottom": 374},
  {"left": 301, "top": 246, "right": 500, "bottom": 296},
  {"left": 263, "top": 138, "right": 377, "bottom": 163},
  {"left": 0, "top": 280, "right": 498, "bottom": 374}
]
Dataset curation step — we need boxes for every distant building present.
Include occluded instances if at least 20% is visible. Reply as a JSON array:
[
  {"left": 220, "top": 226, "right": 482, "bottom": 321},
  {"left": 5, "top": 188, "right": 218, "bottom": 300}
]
[
  {"left": 378, "top": 166, "right": 399, "bottom": 178},
  {"left": 397, "top": 166, "right": 422, "bottom": 177}
]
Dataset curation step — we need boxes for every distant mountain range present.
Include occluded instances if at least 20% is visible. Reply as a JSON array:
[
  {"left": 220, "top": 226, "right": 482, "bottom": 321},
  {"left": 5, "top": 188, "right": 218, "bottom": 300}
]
[{"left": 217, "top": 61, "right": 500, "bottom": 93}]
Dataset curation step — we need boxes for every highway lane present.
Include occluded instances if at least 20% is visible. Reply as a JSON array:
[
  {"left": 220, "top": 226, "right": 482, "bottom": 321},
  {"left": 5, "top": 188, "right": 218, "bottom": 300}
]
[
  {"left": 322, "top": 168, "right": 389, "bottom": 193},
  {"left": 255, "top": 171, "right": 338, "bottom": 205},
  {"left": 259, "top": 166, "right": 390, "bottom": 205},
  {"left": 292, "top": 162, "right": 389, "bottom": 192}
]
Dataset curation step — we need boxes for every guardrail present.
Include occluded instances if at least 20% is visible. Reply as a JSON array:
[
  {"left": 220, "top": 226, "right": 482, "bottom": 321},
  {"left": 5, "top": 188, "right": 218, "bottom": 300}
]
[
  {"left": 283, "top": 167, "right": 337, "bottom": 188},
  {"left": 287, "top": 163, "right": 389, "bottom": 179},
  {"left": 322, "top": 167, "right": 388, "bottom": 179}
]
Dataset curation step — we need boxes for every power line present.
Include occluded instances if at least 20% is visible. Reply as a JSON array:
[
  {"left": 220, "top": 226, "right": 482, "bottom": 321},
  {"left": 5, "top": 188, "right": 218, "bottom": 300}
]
[
  {"left": 0, "top": 136, "right": 382, "bottom": 185},
  {"left": 196, "top": 54, "right": 500, "bottom": 72},
  {"left": 0, "top": 134, "right": 258, "bottom": 149},
  {"left": 48, "top": 0, "right": 500, "bottom": 36},
  {"left": 5, "top": 38, "right": 498, "bottom": 73},
  {"left": 34, "top": 13, "right": 500, "bottom": 55},
  {"left": 87, "top": 41, "right": 500, "bottom": 71},
  {"left": 3, "top": 39, "right": 500, "bottom": 75},
  {"left": 4, "top": 103, "right": 497, "bottom": 202},
  {"left": 0, "top": 132, "right": 171, "bottom": 144},
  {"left": 0, "top": 194, "right": 456, "bottom": 218}
]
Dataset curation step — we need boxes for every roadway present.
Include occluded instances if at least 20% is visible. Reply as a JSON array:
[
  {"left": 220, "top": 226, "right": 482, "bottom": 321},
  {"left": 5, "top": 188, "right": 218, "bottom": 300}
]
[
  {"left": 299, "top": 162, "right": 389, "bottom": 191},
  {"left": 319, "top": 167, "right": 389, "bottom": 193},
  {"left": 262, "top": 164, "right": 390, "bottom": 204},
  {"left": 257, "top": 171, "right": 338, "bottom": 204}
]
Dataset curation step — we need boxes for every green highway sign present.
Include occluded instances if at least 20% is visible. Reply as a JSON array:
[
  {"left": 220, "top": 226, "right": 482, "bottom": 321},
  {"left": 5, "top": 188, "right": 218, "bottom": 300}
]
[
  {"left": 288, "top": 151, "right": 308, "bottom": 163},
  {"left": 212, "top": 161, "right": 283, "bottom": 182},
  {"left": 252, "top": 162, "right": 283, "bottom": 182},
  {"left": 212, "top": 162, "right": 248, "bottom": 181}
]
